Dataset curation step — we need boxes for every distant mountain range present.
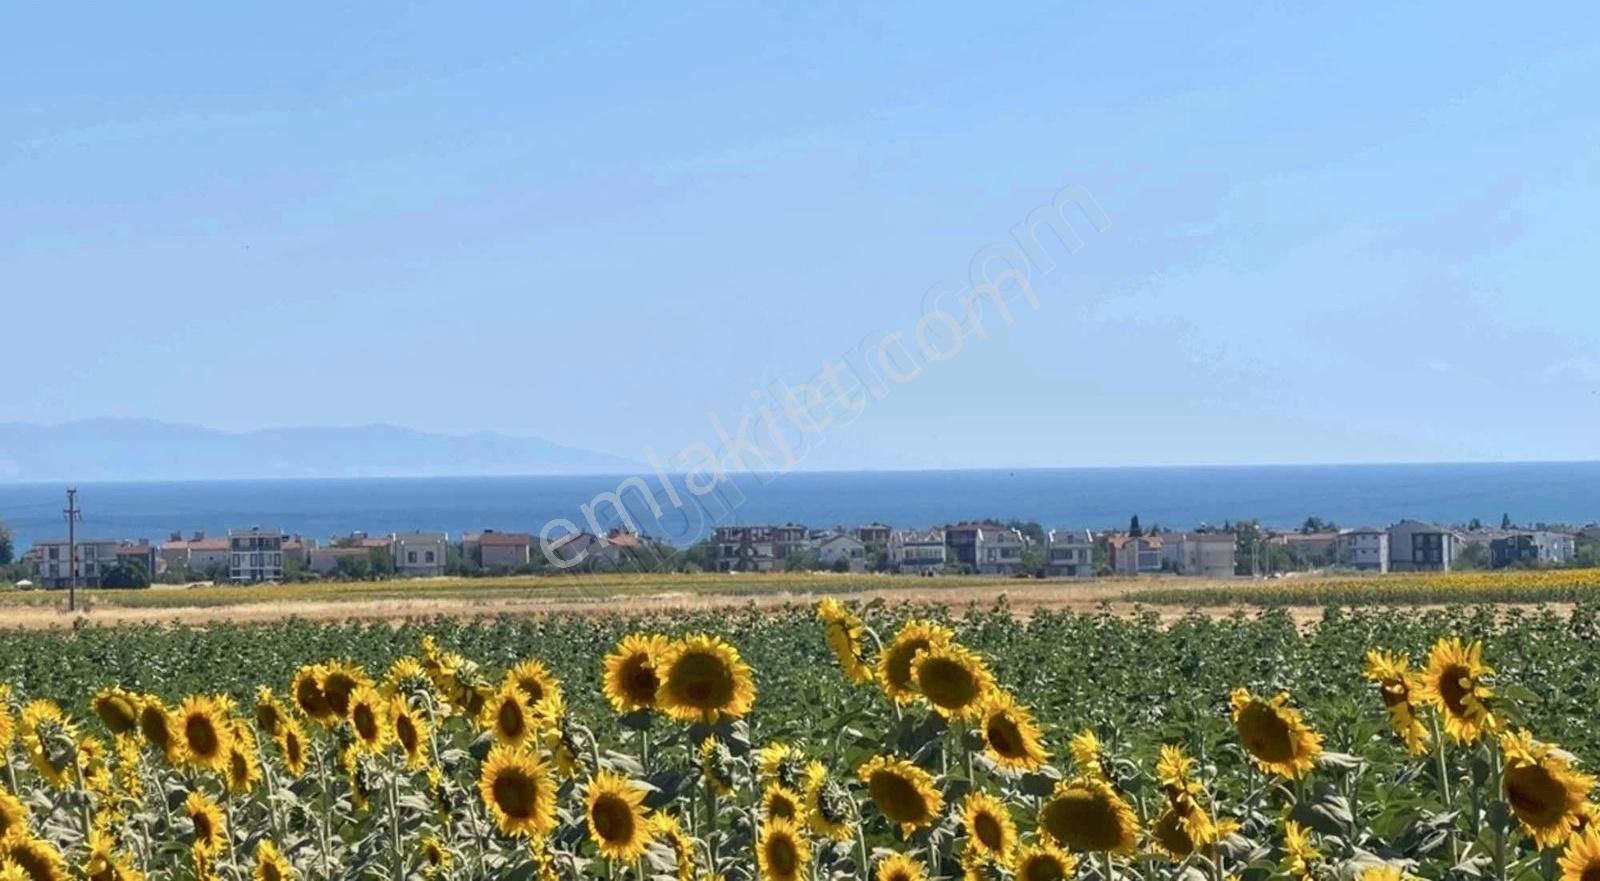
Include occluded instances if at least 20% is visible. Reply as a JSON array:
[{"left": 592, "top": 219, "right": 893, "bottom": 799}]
[{"left": 0, "top": 420, "right": 637, "bottom": 482}]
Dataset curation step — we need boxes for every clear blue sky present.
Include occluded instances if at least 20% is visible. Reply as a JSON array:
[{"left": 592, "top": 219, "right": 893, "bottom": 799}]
[{"left": 5, "top": 4, "right": 1598, "bottom": 469}]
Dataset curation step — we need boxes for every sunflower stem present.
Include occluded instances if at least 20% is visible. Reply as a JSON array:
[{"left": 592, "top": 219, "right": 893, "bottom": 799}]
[
  {"left": 1489, "top": 738, "right": 1507, "bottom": 881},
  {"left": 1101, "top": 850, "right": 1116, "bottom": 881},
  {"left": 1431, "top": 714, "right": 1458, "bottom": 866},
  {"left": 389, "top": 758, "right": 406, "bottom": 881},
  {"left": 311, "top": 738, "right": 336, "bottom": 880}
]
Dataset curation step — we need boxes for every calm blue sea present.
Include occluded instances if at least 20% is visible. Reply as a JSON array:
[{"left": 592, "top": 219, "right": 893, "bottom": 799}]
[{"left": 1, "top": 462, "right": 1597, "bottom": 551}]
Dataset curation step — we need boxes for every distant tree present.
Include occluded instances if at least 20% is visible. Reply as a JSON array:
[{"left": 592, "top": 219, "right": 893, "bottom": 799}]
[
  {"left": 1002, "top": 520, "right": 1047, "bottom": 546},
  {"left": 830, "top": 557, "right": 851, "bottom": 573},
  {"left": 1128, "top": 515, "right": 1143, "bottom": 537},
  {"left": 367, "top": 548, "right": 396, "bottom": 578},
  {"left": 1502, "top": 513, "right": 1514, "bottom": 529},
  {"left": 783, "top": 549, "right": 819, "bottom": 572},
  {"left": 334, "top": 556, "right": 372, "bottom": 580},
  {"left": 1301, "top": 517, "right": 1338, "bottom": 534},
  {"left": 99, "top": 561, "right": 150, "bottom": 589},
  {"left": 1458, "top": 542, "right": 1491, "bottom": 571},
  {"left": 679, "top": 541, "right": 715, "bottom": 573},
  {"left": 1468, "top": 517, "right": 1483, "bottom": 531},
  {"left": 1021, "top": 543, "right": 1045, "bottom": 577},
  {"left": 0, "top": 522, "right": 12, "bottom": 565}
]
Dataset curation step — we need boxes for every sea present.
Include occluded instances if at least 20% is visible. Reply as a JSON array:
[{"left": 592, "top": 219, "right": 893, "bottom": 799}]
[{"left": 0, "top": 462, "right": 1596, "bottom": 551}]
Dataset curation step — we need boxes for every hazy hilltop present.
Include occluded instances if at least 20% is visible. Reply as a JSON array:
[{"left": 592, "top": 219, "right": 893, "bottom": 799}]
[{"left": 0, "top": 420, "right": 636, "bottom": 482}]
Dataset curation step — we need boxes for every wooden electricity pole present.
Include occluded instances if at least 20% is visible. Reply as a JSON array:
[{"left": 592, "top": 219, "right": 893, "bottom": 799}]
[{"left": 64, "top": 488, "right": 81, "bottom": 612}]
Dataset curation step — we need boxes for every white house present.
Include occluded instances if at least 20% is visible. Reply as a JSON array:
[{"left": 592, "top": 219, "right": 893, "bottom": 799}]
[
  {"left": 974, "top": 526, "right": 1027, "bottom": 576},
  {"left": 889, "top": 528, "right": 947, "bottom": 575},
  {"left": 393, "top": 532, "right": 448, "bottom": 578},
  {"left": 1044, "top": 529, "right": 1094, "bottom": 578},
  {"left": 812, "top": 531, "right": 867, "bottom": 572}
]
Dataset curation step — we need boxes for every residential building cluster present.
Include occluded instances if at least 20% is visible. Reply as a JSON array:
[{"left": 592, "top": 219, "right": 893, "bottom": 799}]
[{"left": 19, "top": 514, "right": 1596, "bottom": 587}]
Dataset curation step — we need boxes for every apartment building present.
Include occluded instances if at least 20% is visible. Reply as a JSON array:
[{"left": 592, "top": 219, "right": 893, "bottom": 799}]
[
  {"left": 31, "top": 538, "right": 121, "bottom": 588},
  {"left": 889, "top": 528, "right": 947, "bottom": 575},
  {"left": 475, "top": 532, "right": 533, "bottom": 569},
  {"left": 855, "top": 523, "right": 892, "bottom": 547},
  {"left": 974, "top": 526, "right": 1027, "bottom": 576},
  {"left": 708, "top": 525, "right": 810, "bottom": 572},
  {"left": 1338, "top": 527, "right": 1390, "bottom": 572},
  {"left": 1491, "top": 531, "right": 1576, "bottom": 568},
  {"left": 1109, "top": 534, "right": 1163, "bottom": 574},
  {"left": 1044, "top": 529, "right": 1094, "bottom": 577},
  {"left": 229, "top": 527, "right": 284, "bottom": 583},
  {"left": 1387, "top": 520, "right": 1459, "bottom": 572},
  {"left": 1160, "top": 531, "right": 1236, "bottom": 578}
]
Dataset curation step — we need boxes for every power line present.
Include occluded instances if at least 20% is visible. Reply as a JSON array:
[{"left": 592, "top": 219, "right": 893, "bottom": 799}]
[{"left": 63, "top": 488, "right": 81, "bottom": 612}]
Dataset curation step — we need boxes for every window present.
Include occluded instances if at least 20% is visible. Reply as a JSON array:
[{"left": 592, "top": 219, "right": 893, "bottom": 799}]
[
  {"left": 408, "top": 551, "right": 418, "bottom": 564},
  {"left": 425, "top": 551, "right": 436, "bottom": 563}
]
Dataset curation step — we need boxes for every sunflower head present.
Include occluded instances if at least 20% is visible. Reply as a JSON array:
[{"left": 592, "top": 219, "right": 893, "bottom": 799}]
[
  {"left": 818, "top": 598, "right": 875, "bottom": 684},
  {"left": 977, "top": 692, "right": 1049, "bottom": 772},
  {"left": 858, "top": 755, "right": 945, "bottom": 836},
  {"left": 420, "top": 834, "right": 453, "bottom": 877},
  {"left": 174, "top": 695, "right": 234, "bottom": 773},
  {"left": 291, "top": 664, "right": 334, "bottom": 723},
  {"left": 253, "top": 688, "right": 287, "bottom": 738},
  {"left": 1559, "top": 827, "right": 1600, "bottom": 881},
  {"left": 1, "top": 835, "right": 70, "bottom": 881},
  {"left": 479, "top": 744, "right": 556, "bottom": 839},
  {"left": 656, "top": 634, "right": 757, "bottom": 724},
  {"left": 762, "top": 785, "right": 804, "bottom": 823},
  {"left": 759, "top": 742, "right": 807, "bottom": 790},
  {"left": 254, "top": 840, "right": 292, "bottom": 881},
  {"left": 506, "top": 658, "right": 563, "bottom": 708},
  {"left": 1418, "top": 637, "right": 1497, "bottom": 744},
  {"left": 1069, "top": 729, "right": 1105, "bottom": 777},
  {"left": 603, "top": 634, "right": 669, "bottom": 713},
  {"left": 961, "top": 790, "right": 1017, "bottom": 859},
  {"left": 1364, "top": 650, "right": 1430, "bottom": 755},
  {"left": 135, "top": 695, "right": 183, "bottom": 765},
  {"left": 876, "top": 853, "right": 928, "bottom": 881},
  {"left": 317, "top": 661, "right": 373, "bottom": 721},
  {"left": 912, "top": 642, "right": 996, "bottom": 719},
  {"left": 757, "top": 817, "right": 811, "bottom": 881},
  {"left": 0, "top": 790, "right": 29, "bottom": 842},
  {"left": 226, "top": 724, "right": 262, "bottom": 795},
  {"left": 90, "top": 687, "right": 141, "bottom": 736},
  {"left": 184, "top": 790, "right": 227, "bottom": 855},
  {"left": 1039, "top": 775, "right": 1141, "bottom": 855},
  {"left": 391, "top": 698, "right": 430, "bottom": 769},
  {"left": 877, "top": 620, "right": 955, "bottom": 703},
  {"left": 1283, "top": 820, "right": 1320, "bottom": 880},
  {"left": 276, "top": 717, "right": 309, "bottom": 778},
  {"left": 1230, "top": 688, "right": 1323, "bottom": 780},
  {"left": 700, "top": 736, "right": 738, "bottom": 796},
  {"left": 482, "top": 683, "right": 536, "bottom": 748},
  {"left": 19, "top": 699, "right": 82, "bottom": 789},
  {"left": 586, "top": 770, "right": 656, "bottom": 862},
  {"left": 1502, "top": 729, "right": 1596, "bottom": 849},
  {"left": 1013, "top": 842, "right": 1077, "bottom": 881},
  {"left": 803, "top": 760, "right": 855, "bottom": 841}
]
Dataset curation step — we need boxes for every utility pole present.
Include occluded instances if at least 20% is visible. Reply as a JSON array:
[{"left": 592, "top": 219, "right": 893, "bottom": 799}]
[{"left": 64, "top": 488, "right": 81, "bottom": 612}]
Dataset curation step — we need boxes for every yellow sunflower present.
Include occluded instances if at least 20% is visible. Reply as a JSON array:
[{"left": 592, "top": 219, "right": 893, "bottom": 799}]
[
  {"left": 818, "top": 598, "right": 875, "bottom": 684},
  {"left": 1361, "top": 866, "right": 1421, "bottom": 881},
  {"left": 586, "top": 770, "right": 656, "bottom": 861},
  {"left": 346, "top": 685, "right": 390, "bottom": 754},
  {"left": 1559, "top": 828, "right": 1600, "bottom": 881},
  {"left": 912, "top": 642, "right": 996, "bottom": 719},
  {"left": 759, "top": 742, "right": 807, "bottom": 789},
  {"left": 1283, "top": 820, "right": 1319, "bottom": 880},
  {"left": 977, "top": 692, "right": 1050, "bottom": 772},
  {"left": 84, "top": 825, "right": 135, "bottom": 881},
  {"left": 656, "top": 635, "right": 757, "bottom": 724},
  {"left": 254, "top": 688, "right": 288, "bottom": 739},
  {"left": 18, "top": 699, "right": 80, "bottom": 789},
  {"left": 291, "top": 664, "right": 335, "bottom": 724},
  {"left": 757, "top": 817, "right": 811, "bottom": 881},
  {"left": 317, "top": 661, "right": 373, "bottom": 722},
  {"left": 391, "top": 698, "right": 430, "bottom": 770},
  {"left": 1230, "top": 688, "right": 1323, "bottom": 780},
  {"left": 0, "top": 684, "right": 12, "bottom": 749},
  {"left": 420, "top": 835, "right": 453, "bottom": 878},
  {"left": 1, "top": 835, "right": 69, "bottom": 881},
  {"left": 1364, "top": 650, "right": 1430, "bottom": 755},
  {"left": 478, "top": 744, "right": 556, "bottom": 839},
  {"left": 90, "top": 687, "right": 141, "bottom": 737},
  {"left": 1013, "top": 842, "right": 1077, "bottom": 881},
  {"left": 253, "top": 840, "right": 293, "bottom": 881},
  {"left": 136, "top": 695, "right": 184, "bottom": 765},
  {"left": 1417, "top": 637, "right": 1497, "bottom": 744},
  {"left": 275, "top": 717, "right": 309, "bottom": 778},
  {"left": 1038, "top": 775, "right": 1141, "bottom": 855},
  {"left": 226, "top": 723, "right": 263, "bottom": 795},
  {"left": 506, "top": 659, "right": 563, "bottom": 708},
  {"left": 1151, "top": 745, "right": 1219, "bottom": 857},
  {"left": 0, "top": 790, "right": 29, "bottom": 841},
  {"left": 1069, "top": 729, "right": 1104, "bottom": 778},
  {"left": 877, "top": 620, "right": 955, "bottom": 704},
  {"left": 602, "top": 634, "right": 669, "bottom": 713},
  {"left": 876, "top": 853, "right": 928, "bottom": 881},
  {"left": 803, "top": 760, "right": 855, "bottom": 841},
  {"left": 185, "top": 790, "right": 227, "bottom": 856},
  {"left": 1502, "top": 729, "right": 1595, "bottom": 848},
  {"left": 482, "top": 683, "right": 537, "bottom": 749},
  {"left": 762, "top": 785, "right": 804, "bottom": 823},
  {"left": 652, "top": 813, "right": 697, "bottom": 881},
  {"left": 858, "top": 755, "right": 945, "bottom": 836},
  {"left": 175, "top": 695, "right": 234, "bottom": 773},
  {"left": 700, "top": 736, "right": 737, "bottom": 796},
  {"left": 961, "top": 791, "right": 1017, "bottom": 860}
]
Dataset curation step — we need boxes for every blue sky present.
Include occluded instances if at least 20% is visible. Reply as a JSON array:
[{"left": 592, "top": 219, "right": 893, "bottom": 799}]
[{"left": 4, "top": 4, "right": 1598, "bottom": 469}]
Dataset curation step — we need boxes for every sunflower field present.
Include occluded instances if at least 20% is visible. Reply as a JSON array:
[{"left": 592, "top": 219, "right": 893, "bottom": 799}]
[{"left": 3, "top": 599, "right": 1600, "bottom": 881}]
